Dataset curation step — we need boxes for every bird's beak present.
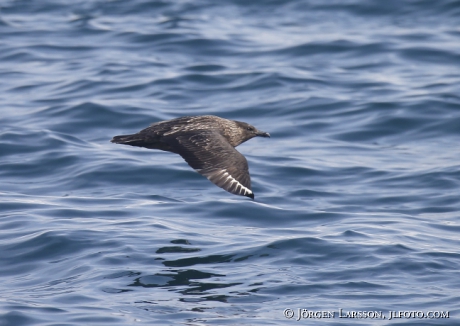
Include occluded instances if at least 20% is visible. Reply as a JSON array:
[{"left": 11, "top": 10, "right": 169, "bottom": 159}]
[{"left": 257, "top": 130, "right": 270, "bottom": 138}]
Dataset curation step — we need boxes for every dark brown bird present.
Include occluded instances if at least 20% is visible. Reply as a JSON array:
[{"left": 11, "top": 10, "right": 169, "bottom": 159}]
[{"left": 111, "top": 115, "right": 270, "bottom": 199}]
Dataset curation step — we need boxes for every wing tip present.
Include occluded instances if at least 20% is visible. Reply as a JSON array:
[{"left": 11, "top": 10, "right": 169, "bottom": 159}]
[{"left": 246, "top": 192, "right": 254, "bottom": 200}]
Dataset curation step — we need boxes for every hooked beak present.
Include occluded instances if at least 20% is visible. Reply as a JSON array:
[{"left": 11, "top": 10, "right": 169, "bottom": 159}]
[{"left": 257, "top": 130, "right": 270, "bottom": 138}]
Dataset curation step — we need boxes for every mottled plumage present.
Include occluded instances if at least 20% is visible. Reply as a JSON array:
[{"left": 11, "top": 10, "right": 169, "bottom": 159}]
[{"left": 111, "top": 115, "right": 270, "bottom": 199}]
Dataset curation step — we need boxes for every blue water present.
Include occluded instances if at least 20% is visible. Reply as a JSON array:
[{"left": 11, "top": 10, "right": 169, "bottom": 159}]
[{"left": 1, "top": 0, "right": 460, "bottom": 325}]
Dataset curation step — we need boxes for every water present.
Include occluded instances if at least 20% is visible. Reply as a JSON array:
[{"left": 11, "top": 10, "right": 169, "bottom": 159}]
[{"left": 1, "top": 0, "right": 460, "bottom": 325}]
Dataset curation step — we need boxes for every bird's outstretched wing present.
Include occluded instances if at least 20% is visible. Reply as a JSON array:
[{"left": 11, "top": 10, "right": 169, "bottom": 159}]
[{"left": 164, "top": 130, "right": 254, "bottom": 199}]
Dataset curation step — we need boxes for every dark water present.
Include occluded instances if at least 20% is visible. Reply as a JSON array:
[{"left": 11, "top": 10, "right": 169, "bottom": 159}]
[{"left": 1, "top": 0, "right": 460, "bottom": 325}]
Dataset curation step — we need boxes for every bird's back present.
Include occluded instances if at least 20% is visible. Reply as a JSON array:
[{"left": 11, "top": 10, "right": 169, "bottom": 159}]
[{"left": 111, "top": 116, "right": 228, "bottom": 152}]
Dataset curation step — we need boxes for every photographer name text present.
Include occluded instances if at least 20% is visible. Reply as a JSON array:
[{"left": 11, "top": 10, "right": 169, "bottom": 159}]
[{"left": 283, "top": 308, "right": 449, "bottom": 321}]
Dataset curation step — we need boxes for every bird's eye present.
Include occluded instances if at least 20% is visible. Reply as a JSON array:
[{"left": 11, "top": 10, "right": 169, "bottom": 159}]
[{"left": 247, "top": 127, "right": 253, "bottom": 131}]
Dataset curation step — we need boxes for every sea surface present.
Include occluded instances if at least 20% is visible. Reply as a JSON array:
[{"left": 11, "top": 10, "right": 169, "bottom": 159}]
[{"left": 1, "top": 0, "right": 460, "bottom": 325}]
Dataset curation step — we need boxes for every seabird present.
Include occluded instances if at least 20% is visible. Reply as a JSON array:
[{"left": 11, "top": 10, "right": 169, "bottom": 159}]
[{"left": 111, "top": 115, "right": 270, "bottom": 199}]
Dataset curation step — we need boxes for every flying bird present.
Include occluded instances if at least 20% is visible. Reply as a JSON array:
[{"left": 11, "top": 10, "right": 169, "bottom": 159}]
[{"left": 111, "top": 115, "right": 270, "bottom": 199}]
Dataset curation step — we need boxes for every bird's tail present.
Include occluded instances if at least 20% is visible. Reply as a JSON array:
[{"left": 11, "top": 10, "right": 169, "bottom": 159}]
[{"left": 111, "top": 134, "right": 143, "bottom": 145}]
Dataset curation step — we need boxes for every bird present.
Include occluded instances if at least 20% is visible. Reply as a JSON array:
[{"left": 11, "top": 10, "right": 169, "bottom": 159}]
[{"left": 111, "top": 115, "right": 270, "bottom": 199}]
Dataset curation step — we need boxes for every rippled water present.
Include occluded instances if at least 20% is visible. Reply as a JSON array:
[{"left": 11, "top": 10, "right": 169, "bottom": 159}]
[{"left": 1, "top": 0, "right": 460, "bottom": 325}]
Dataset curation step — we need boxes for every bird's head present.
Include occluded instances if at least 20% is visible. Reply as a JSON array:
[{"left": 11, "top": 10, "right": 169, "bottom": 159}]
[{"left": 232, "top": 120, "right": 270, "bottom": 146}]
